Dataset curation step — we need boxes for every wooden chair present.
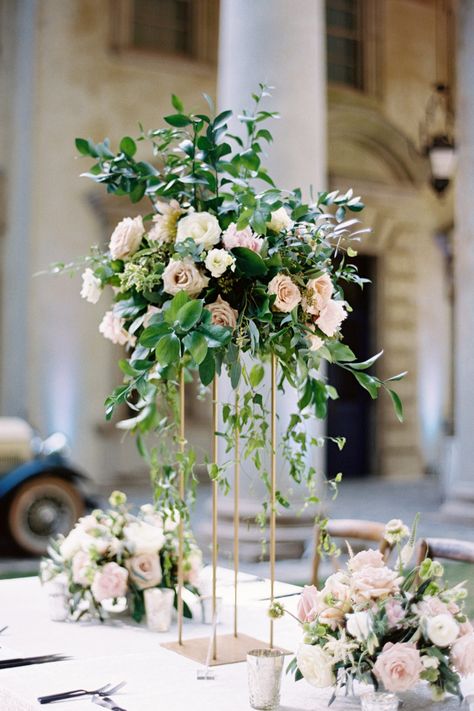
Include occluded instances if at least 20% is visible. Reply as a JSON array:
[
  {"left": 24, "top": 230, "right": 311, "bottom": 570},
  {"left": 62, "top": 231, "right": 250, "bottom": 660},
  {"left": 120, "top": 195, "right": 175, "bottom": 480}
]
[
  {"left": 416, "top": 537, "right": 474, "bottom": 566},
  {"left": 311, "top": 518, "right": 393, "bottom": 586}
]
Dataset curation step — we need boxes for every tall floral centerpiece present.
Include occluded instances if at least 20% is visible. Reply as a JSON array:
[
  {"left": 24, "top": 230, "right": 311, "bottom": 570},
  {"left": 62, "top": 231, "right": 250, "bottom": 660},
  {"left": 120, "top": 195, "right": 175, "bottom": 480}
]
[{"left": 59, "top": 86, "right": 403, "bottom": 523}]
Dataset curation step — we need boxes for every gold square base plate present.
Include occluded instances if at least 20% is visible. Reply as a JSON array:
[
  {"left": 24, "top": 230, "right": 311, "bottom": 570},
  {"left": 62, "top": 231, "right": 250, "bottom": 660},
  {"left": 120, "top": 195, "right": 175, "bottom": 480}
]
[{"left": 162, "top": 633, "right": 282, "bottom": 666}]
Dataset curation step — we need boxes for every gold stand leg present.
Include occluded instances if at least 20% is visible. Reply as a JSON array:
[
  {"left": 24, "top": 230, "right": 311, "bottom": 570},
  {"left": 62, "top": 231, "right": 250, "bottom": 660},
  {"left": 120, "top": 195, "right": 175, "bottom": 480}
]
[
  {"left": 270, "top": 354, "right": 277, "bottom": 649},
  {"left": 212, "top": 375, "right": 218, "bottom": 660},
  {"left": 177, "top": 367, "right": 185, "bottom": 646},
  {"left": 233, "top": 388, "right": 240, "bottom": 638}
]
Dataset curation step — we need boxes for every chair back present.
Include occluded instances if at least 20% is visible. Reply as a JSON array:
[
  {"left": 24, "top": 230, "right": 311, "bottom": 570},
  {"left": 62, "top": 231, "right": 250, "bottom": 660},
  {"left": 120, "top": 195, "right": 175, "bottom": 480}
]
[{"left": 416, "top": 537, "right": 474, "bottom": 566}]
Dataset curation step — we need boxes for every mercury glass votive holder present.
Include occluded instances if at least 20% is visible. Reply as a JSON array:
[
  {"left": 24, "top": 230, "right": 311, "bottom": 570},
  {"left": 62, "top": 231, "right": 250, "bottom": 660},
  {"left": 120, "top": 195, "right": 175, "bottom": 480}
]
[
  {"left": 144, "top": 587, "right": 175, "bottom": 632},
  {"left": 360, "top": 691, "right": 399, "bottom": 711},
  {"left": 247, "top": 648, "right": 284, "bottom": 710},
  {"left": 45, "top": 577, "right": 69, "bottom": 622}
]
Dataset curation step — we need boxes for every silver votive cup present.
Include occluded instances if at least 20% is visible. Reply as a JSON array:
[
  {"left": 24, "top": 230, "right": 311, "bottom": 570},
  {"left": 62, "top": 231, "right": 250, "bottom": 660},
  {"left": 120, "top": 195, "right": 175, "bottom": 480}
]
[
  {"left": 360, "top": 691, "right": 399, "bottom": 710},
  {"left": 144, "top": 588, "right": 175, "bottom": 632},
  {"left": 247, "top": 648, "right": 284, "bottom": 710},
  {"left": 45, "top": 578, "right": 69, "bottom": 622}
]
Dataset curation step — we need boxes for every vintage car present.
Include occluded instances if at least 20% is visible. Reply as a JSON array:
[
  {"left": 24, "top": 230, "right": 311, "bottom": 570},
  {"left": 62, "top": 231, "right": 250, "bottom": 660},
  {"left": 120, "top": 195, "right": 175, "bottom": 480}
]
[{"left": 0, "top": 417, "right": 90, "bottom": 555}]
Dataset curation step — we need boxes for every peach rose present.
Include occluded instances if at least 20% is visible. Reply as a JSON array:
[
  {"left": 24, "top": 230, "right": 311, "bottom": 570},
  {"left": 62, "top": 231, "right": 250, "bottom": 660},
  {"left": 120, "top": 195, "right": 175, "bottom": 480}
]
[
  {"left": 451, "top": 632, "right": 474, "bottom": 676},
  {"left": 268, "top": 274, "right": 301, "bottom": 313},
  {"left": 351, "top": 565, "right": 401, "bottom": 602},
  {"left": 99, "top": 310, "right": 136, "bottom": 347},
  {"left": 414, "top": 596, "right": 458, "bottom": 618},
  {"left": 297, "top": 585, "right": 319, "bottom": 623},
  {"left": 316, "top": 299, "right": 347, "bottom": 337},
  {"left": 385, "top": 598, "right": 406, "bottom": 628},
  {"left": 205, "top": 295, "right": 238, "bottom": 329},
  {"left": 303, "top": 274, "right": 333, "bottom": 316},
  {"left": 91, "top": 562, "right": 128, "bottom": 602},
  {"left": 109, "top": 216, "right": 144, "bottom": 260},
  {"left": 162, "top": 258, "right": 209, "bottom": 297},
  {"left": 126, "top": 553, "right": 162, "bottom": 590},
  {"left": 222, "top": 223, "right": 263, "bottom": 253},
  {"left": 348, "top": 549, "right": 385, "bottom": 572},
  {"left": 374, "top": 643, "right": 423, "bottom": 692}
]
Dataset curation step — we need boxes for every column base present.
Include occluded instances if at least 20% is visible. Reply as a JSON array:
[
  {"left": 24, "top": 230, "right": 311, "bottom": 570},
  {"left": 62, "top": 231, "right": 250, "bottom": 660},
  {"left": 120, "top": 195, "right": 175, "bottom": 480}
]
[{"left": 441, "top": 485, "right": 474, "bottom": 524}]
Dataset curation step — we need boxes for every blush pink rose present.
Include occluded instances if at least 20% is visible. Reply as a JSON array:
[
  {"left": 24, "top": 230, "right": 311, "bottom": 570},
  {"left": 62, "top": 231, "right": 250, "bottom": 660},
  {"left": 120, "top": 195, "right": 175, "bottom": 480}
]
[
  {"left": 316, "top": 299, "right": 347, "bottom": 337},
  {"left": 451, "top": 632, "right": 474, "bottom": 676},
  {"left": 222, "top": 223, "right": 263, "bottom": 253},
  {"left": 385, "top": 598, "right": 406, "bottom": 628},
  {"left": 91, "top": 562, "right": 128, "bottom": 602},
  {"left": 72, "top": 550, "right": 93, "bottom": 587},
  {"left": 126, "top": 553, "right": 162, "bottom": 590},
  {"left": 297, "top": 585, "right": 319, "bottom": 622},
  {"left": 415, "top": 596, "right": 458, "bottom": 618},
  {"left": 205, "top": 295, "right": 238, "bottom": 329},
  {"left": 374, "top": 643, "right": 423, "bottom": 692},
  {"left": 351, "top": 565, "right": 401, "bottom": 602},
  {"left": 303, "top": 274, "right": 333, "bottom": 316},
  {"left": 348, "top": 549, "right": 385, "bottom": 572},
  {"left": 268, "top": 274, "right": 301, "bottom": 313}
]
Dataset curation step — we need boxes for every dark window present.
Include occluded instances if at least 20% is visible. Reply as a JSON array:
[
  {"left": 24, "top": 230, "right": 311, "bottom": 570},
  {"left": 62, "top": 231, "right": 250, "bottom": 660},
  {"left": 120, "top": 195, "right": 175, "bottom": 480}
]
[{"left": 326, "top": 0, "right": 364, "bottom": 90}]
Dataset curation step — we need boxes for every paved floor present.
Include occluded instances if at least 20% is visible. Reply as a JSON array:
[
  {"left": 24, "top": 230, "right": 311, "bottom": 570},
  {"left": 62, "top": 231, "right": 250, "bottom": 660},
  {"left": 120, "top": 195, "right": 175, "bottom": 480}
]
[{"left": 1, "top": 475, "right": 472, "bottom": 583}]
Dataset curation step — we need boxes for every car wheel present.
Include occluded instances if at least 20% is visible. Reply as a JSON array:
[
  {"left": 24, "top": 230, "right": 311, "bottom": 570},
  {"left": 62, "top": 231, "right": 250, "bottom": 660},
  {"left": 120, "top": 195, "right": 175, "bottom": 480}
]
[{"left": 7, "top": 476, "right": 84, "bottom": 555}]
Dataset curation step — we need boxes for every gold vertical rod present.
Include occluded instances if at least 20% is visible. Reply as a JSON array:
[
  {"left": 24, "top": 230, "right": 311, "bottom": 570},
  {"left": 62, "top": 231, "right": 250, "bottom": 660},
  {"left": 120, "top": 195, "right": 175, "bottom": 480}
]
[
  {"left": 233, "top": 388, "right": 240, "bottom": 638},
  {"left": 212, "top": 375, "right": 219, "bottom": 660},
  {"left": 177, "top": 367, "right": 185, "bottom": 646},
  {"left": 270, "top": 354, "right": 277, "bottom": 649}
]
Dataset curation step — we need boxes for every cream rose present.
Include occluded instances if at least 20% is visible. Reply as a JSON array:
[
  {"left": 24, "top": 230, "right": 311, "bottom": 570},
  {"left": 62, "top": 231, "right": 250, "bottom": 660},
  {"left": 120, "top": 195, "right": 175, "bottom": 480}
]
[
  {"left": 59, "top": 528, "right": 85, "bottom": 560},
  {"left": 124, "top": 521, "right": 165, "bottom": 555},
  {"left": 316, "top": 299, "right": 347, "bottom": 337},
  {"left": 348, "top": 549, "right": 385, "bottom": 572},
  {"left": 303, "top": 274, "right": 333, "bottom": 316},
  {"left": 109, "top": 216, "right": 144, "bottom": 260},
  {"left": 99, "top": 310, "right": 136, "bottom": 347},
  {"left": 148, "top": 199, "right": 183, "bottom": 244},
  {"left": 205, "top": 248, "right": 235, "bottom": 278},
  {"left": 426, "top": 614, "right": 459, "bottom": 647},
  {"left": 80, "top": 268, "right": 102, "bottom": 304},
  {"left": 451, "top": 632, "right": 474, "bottom": 675},
  {"left": 162, "top": 258, "right": 209, "bottom": 297},
  {"left": 126, "top": 553, "right": 162, "bottom": 590},
  {"left": 296, "top": 643, "right": 335, "bottom": 688},
  {"left": 176, "top": 211, "right": 221, "bottom": 249},
  {"left": 351, "top": 565, "right": 401, "bottom": 601},
  {"left": 373, "top": 643, "right": 423, "bottom": 692},
  {"left": 268, "top": 274, "right": 301, "bottom": 313},
  {"left": 346, "top": 611, "right": 373, "bottom": 641},
  {"left": 91, "top": 562, "right": 128, "bottom": 602},
  {"left": 267, "top": 207, "right": 293, "bottom": 233},
  {"left": 205, "top": 295, "right": 238, "bottom": 329},
  {"left": 222, "top": 223, "right": 263, "bottom": 253},
  {"left": 297, "top": 585, "right": 319, "bottom": 623}
]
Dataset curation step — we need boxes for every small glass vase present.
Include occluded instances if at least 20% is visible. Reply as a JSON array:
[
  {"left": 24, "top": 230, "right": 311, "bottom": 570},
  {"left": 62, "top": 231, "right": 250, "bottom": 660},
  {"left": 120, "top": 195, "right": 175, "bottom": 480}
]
[
  {"left": 247, "top": 648, "right": 284, "bottom": 710},
  {"left": 360, "top": 691, "right": 399, "bottom": 710},
  {"left": 144, "top": 588, "right": 175, "bottom": 632},
  {"left": 44, "top": 576, "right": 69, "bottom": 622}
]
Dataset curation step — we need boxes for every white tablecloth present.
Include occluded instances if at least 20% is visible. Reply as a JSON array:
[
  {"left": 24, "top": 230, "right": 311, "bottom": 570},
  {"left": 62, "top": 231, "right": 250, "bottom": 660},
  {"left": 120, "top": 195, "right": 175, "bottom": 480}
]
[{"left": 0, "top": 573, "right": 472, "bottom": 710}]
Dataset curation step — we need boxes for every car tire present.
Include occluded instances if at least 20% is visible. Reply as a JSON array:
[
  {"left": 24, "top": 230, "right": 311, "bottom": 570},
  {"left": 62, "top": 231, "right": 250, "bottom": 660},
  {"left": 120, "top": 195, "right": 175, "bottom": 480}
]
[{"left": 7, "top": 475, "right": 84, "bottom": 555}]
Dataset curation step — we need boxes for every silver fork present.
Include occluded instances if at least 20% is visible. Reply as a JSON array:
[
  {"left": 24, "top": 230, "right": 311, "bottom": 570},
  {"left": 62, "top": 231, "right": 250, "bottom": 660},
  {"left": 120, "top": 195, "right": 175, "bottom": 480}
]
[
  {"left": 91, "top": 693, "right": 128, "bottom": 711},
  {"left": 38, "top": 681, "right": 126, "bottom": 705}
]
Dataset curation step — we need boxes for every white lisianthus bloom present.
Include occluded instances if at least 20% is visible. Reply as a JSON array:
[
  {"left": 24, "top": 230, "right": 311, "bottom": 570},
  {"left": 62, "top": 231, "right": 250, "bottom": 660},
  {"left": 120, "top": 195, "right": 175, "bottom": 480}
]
[
  {"left": 267, "top": 207, "right": 293, "bottom": 233},
  {"left": 80, "top": 268, "right": 102, "bottom": 304},
  {"left": 384, "top": 518, "right": 410, "bottom": 544},
  {"left": 422, "top": 655, "right": 440, "bottom": 669},
  {"left": 346, "top": 611, "right": 373, "bottom": 641},
  {"left": 426, "top": 614, "right": 459, "bottom": 647},
  {"left": 109, "top": 216, "right": 144, "bottom": 260},
  {"left": 296, "top": 643, "right": 335, "bottom": 688},
  {"left": 124, "top": 521, "right": 165, "bottom": 555},
  {"left": 176, "top": 211, "right": 221, "bottom": 249},
  {"left": 99, "top": 310, "right": 136, "bottom": 347},
  {"left": 204, "top": 248, "right": 235, "bottom": 278}
]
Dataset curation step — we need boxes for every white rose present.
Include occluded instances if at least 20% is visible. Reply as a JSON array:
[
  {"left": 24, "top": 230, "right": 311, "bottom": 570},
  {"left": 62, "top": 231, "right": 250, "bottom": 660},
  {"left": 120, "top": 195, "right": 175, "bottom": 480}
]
[
  {"left": 268, "top": 274, "right": 301, "bottom": 313},
  {"left": 162, "top": 258, "right": 209, "bottom": 297},
  {"left": 267, "top": 207, "right": 294, "bottom": 233},
  {"left": 346, "top": 611, "right": 373, "bottom": 641},
  {"left": 126, "top": 553, "right": 162, "bottom": 590},
  {"left": 99, "top": 310, "right": 136, "bottom": 347},
  {"left": 176, "top": 212, "right": 221, "bottom": 249},
  {"left": 296, "top": 643, "right": 335, "bottom": 688},
  {"left": 205, "top": 248, "right": 235, "bottom": 278},
  {"left": 80, "top": 268, "right": 102, "bottom": 304},
  {"left": 59, "top": 528, "right": 84, "bottom": 560},
  {"left": 109, "top": 216, "right": 144, "bottom": 260},
  {"left": 124, "top": 521, "right": 165, "bottom": 555},
  {"left": 426, "top": 614, "right": 459, "bottom": 647}
]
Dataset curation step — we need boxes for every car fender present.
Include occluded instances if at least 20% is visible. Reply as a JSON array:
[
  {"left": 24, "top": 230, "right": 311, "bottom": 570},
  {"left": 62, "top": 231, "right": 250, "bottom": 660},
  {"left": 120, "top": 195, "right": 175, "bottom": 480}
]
[{"left": 0, "top": 456, "right": 87, "bottom": 499}]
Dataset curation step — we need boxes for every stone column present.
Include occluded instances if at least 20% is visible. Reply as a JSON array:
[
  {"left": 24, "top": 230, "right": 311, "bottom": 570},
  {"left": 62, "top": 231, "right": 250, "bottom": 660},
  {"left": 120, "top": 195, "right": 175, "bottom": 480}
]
[
  {"left": 214, "top": 0, "right": 327, "bottom": 559},
  {"left": 443, "top": 0, "right": 474, "bottom": 521}
]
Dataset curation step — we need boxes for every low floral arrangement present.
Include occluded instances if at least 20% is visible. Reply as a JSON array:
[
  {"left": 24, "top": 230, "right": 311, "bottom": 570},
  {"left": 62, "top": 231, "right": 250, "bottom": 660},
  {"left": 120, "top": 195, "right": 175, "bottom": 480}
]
[
  {"left": 270, "top": 520, "right": 473, "bottom": 703},
  {"left": 40, "top": 491, "right": 202, "bottom": 622},
  {"left": 52, "top": 85, "right": 404, "bottom": 520}
]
